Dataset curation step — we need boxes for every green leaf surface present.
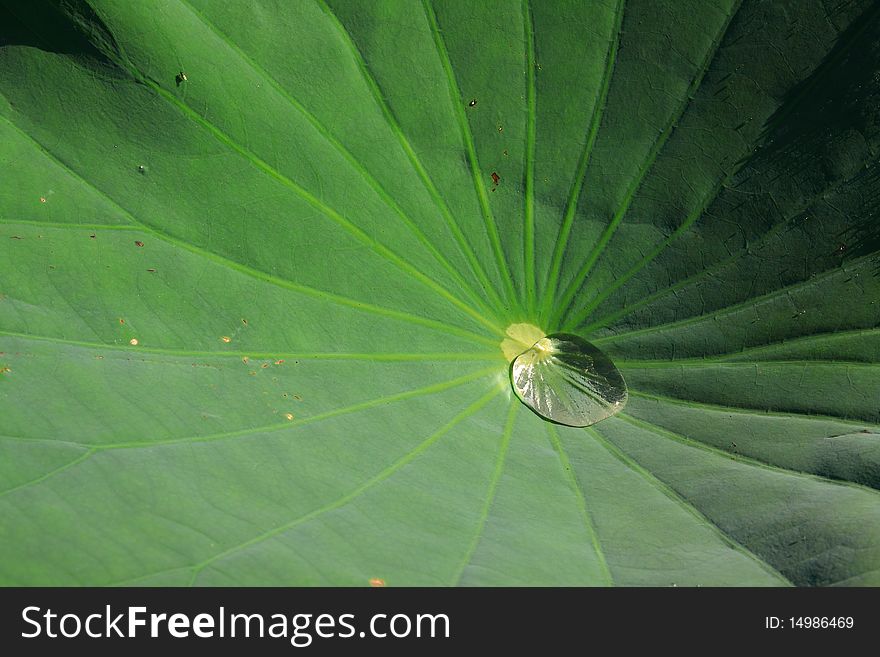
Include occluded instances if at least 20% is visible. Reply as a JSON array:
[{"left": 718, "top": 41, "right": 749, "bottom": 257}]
[{"left": 1, "top": 0, "right": 879, "bottom": 586}]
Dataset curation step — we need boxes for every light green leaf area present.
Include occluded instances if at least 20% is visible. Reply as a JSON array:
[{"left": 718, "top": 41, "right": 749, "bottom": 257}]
[{"left": 1, "top": 0, "right": 879, "bottom": 586}]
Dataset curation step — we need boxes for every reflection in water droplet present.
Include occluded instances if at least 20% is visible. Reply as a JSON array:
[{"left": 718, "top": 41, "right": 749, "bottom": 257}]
[{"left": 510, "top": 333, "right": 627, "bottom": 427}]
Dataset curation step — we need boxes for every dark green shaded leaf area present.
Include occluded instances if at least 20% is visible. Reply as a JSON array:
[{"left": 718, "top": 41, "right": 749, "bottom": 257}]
[{"left": 1, "top": 0, "right": 879, "bottom": 586}]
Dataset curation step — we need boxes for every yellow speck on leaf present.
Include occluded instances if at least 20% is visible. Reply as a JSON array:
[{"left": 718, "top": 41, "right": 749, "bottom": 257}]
[
  {"left": 221, "top": 336, "right": 232, "bottom": 343},
  {"left": 369, "top": 578, "right": 386, "bottom": 587},
  {"left": 129, "top": 338, "right": 139, "bottom": 346},
  {"left": 500, "top": 322, "right": 546, "bottom": 361},
  {"left": 284, "top": 413, "right": 294, "bottom": 421}
]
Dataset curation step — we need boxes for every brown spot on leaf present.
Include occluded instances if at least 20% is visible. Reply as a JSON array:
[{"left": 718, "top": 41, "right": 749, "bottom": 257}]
[
  {"left": 221, "top": 336, "right": 232, "bottom": 343},
  {"left": 39, "top": 197, "right": 47, "bottom": 203},
  {"left": 369, "top": 578, "right": 386, "bottom": 587},
  {"left": 274, "top": 359, "right": 284, "bottom": 365},
  {"left": 134, "top": 240, "right": 144, "bottom": 247},
  {"left": 491, "top": 172, "right": 500, "bottom": 185}
]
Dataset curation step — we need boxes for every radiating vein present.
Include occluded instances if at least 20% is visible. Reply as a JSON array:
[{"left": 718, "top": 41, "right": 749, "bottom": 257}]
[
  {"left": 173, "top": 0, "right": 500, "bottom": 323},
  {"left": 586, "top": 425, "right": 793, "bottom": 585},
  {"left": 594, "top": 254, "right": 877, "bottom": 345},
  {"left": 546, "top": 424, "right": 612, "bottom": 585},
  {"left": 0, "top": 116, "right": 498, "bottom": 347},
  {"left": 138, "top": 77, "right": 504, "bottom": 336},
  {"left": 581, "top": 215, "right": 796, "bottom": 333},
  {"left": 542, "top": 0, "right": 625, "bottom": 323},
  {"left": 551, "top": 0, "right": 743, "bottom": 328},
  {"left": 522, "top": 0, "right": 537, "bottom": 313},
  {"left": 420, "top": 0, "right": 519, "bottom": 309},
  {"left": 627, "top": 389, "right": 880, "bottom": 429},
  {"left": 619, "top": 413, "right": 880, "bottom": 498},
  {"left": 0, "top": 449, "right": 94, "bottom": 499},
  {"left": 0, "top": 329, "right": 501, "bottom": 361},
  {"left": 314, "top": 0, "right": 507, "bottom": 315},
  {"left": 574, "top": 141, "right": 880, "bottom": 332},
  {"left": 0, "top": 368, "right": 501, "bottom": 496},
  {"left": 619, "top": 358, "right": 880, "bottom": 369},
  {"left": 563, "top": 173, "right": 732, "bottom": 331},
  {"left": 651, "top": 327, "right": 880, "bottom": 363},
  {"left": 94, "top": 365, "right": 499, "bottom": 451},
  {"left": 450, "top": 402, "right": 517, "bottom": 586},
  {"left": 187, "top": 386, "right": 501, "bottom": 585}
]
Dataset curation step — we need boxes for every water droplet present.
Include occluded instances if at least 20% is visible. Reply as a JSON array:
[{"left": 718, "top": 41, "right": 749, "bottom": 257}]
[{"left": 510, "top": 333, "right": 627, "bottom": 427}]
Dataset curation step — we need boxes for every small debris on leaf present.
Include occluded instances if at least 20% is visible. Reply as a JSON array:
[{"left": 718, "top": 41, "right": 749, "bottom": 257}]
[
  {"left": 284, "top": 413, "right": 294, "bottom": 421},
  {"left": 491, "top": 172, "right": 500, "bottom": 185},
  {"left": 175, "top": 71, "right": 188, "bottom": 86},
  {"left": 369, "top": 578, "right": 386, "bottom": 587},
  {"left": 468, "top": 99, "right": 476, "bottom": 106},
  {"left": 129, "top": 338, "right": 139, "bottom": 346},
  {"left": 135, "top": 240, "right": 144, "bottom": 247},
  {"left": 221, "top": 336, "right": 232, "bottom": 343}
]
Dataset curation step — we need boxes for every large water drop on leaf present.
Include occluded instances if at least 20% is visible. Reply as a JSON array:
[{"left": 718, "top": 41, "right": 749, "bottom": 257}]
[{"left": 510, "top": 333, "right": 627, "bottom": 427}]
